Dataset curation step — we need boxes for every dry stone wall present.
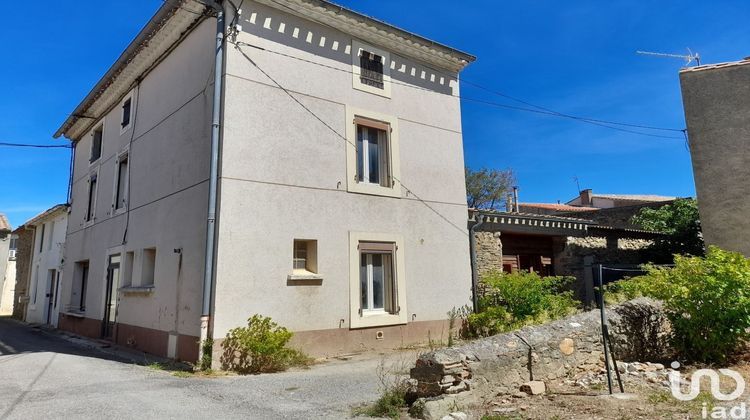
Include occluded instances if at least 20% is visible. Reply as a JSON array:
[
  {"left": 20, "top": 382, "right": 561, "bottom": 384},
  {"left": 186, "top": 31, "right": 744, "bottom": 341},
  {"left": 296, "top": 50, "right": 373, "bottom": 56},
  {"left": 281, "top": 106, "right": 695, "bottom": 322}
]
[
  {"left": 410, "top": 298, "right": 670, "bottom": 397},
  {"left": 475, "top": 231, "right": 503, "bottom": 276}
]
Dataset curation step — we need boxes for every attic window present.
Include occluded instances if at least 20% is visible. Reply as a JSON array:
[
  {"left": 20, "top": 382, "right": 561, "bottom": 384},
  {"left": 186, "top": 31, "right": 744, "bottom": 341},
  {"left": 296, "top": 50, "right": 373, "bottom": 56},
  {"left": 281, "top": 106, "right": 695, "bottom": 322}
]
[
  {"left": 359, "top": 51, "right": 384, "bottom": 89},
  {"left": 352, "top": 41, "right": 391, "bottom": 98}
]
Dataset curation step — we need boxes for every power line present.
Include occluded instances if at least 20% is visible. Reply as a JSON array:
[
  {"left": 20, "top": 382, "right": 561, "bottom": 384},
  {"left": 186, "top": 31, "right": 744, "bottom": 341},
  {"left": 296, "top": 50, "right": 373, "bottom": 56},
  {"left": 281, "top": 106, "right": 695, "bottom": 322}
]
[
  {"left": 234, "top": 41, "right": 685, "bottom": 139},
  {"left": 232, "top": 42, "right": 469, "bottom": 237},
  {"left": 458, "top": 78, "right": 684, "bottom": 133},
  {"left": 0, "top": 142, "right": 71, "bottom": 149},
  {"left": 459, "top": 97, "right": 684, "bottom": 140}
]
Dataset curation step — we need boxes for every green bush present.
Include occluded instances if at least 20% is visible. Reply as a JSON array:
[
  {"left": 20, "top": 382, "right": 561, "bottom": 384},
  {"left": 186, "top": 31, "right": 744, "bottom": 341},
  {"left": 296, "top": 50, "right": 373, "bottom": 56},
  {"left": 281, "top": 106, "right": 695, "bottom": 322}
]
[
  {"left": 607, "top": 246, "right": 750, "bottom": 364},
  {"left": 466, "top": 271, "right": 579, "bottom": 337},
  {"left": 220, "top": 315, "right": 309, "bottom": 374},
  {"left": 198, "top": 337, "right": 213, "bottom": 371}
]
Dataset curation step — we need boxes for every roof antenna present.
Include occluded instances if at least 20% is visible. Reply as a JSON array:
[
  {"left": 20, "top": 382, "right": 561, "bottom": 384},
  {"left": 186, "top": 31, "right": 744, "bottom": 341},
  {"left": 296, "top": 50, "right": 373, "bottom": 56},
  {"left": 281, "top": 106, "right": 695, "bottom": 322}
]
[
  {"left": 573, "top": 176, "right": 581, "bottom": 194},
  {"left": 636, "top": 48, "right": 701, "bottom": 66}
]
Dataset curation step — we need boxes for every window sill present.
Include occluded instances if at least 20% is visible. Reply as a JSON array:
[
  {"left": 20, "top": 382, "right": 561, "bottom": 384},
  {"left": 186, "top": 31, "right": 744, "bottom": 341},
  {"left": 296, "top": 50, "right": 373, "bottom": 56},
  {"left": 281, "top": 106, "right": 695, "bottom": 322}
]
[
  {"left": 347, "top": 181, "right": 401, "bottom": 198},
  {"left": 61, "top": 310, "right": 86, "bottom": 319},
  {"left": 287, "top": 273, "right": 323, "bottom": 286},
  {"left": 119, "top": 285, "right": 155, "bottom": 295},
  {"left": 350, "top": 311, "right": 406, "bottom": 329}
]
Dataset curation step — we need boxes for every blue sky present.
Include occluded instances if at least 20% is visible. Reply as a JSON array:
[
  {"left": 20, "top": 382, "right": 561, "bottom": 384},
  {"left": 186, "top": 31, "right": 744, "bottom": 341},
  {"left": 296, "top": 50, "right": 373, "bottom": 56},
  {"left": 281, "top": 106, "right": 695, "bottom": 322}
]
[{"left": 1, "top": 0, "right": 748, "bottom": 228}]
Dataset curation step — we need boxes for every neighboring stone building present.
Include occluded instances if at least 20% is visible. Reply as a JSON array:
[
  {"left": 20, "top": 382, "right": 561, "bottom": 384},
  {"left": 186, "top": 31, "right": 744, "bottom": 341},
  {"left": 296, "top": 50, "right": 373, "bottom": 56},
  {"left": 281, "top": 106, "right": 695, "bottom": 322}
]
[
  {"left": 53, "top": 0, "right": 475, "bottom": 362},
  {"left": 565, "top": 189, "right": 677, "bottom": 209},
  {"left": 11, "top": 226, "right": 33, "bottom": 320},
  {"left": 470, "top": 209, "right": 662, "bottom": 304},
  {"left": 680, "top": 58, "right": 750, "bottom": 256}
]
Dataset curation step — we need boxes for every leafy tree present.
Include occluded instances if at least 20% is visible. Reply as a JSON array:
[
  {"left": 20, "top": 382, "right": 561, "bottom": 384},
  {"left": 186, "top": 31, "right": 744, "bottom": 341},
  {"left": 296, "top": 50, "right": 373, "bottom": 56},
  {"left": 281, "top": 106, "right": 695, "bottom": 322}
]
[
  {"left": 465, "top": 166, "right": 516, "bottom": 210},
  {"left": 631, "top": 198, "right": 705, "bottom": 258}
]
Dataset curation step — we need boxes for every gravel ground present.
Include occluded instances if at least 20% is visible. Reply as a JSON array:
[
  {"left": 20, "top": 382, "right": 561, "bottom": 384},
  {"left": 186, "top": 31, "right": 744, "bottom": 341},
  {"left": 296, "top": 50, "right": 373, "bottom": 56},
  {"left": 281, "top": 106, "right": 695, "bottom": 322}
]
[{"left": 0, "top": 317, "right": 413, "bottom": 419}]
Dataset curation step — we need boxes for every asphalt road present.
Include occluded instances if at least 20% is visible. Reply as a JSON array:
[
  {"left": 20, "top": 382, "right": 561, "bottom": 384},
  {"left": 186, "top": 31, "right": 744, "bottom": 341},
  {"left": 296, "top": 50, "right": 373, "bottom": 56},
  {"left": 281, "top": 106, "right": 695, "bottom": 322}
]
[{"left": 0, "top": 317, "right": 409, "bottom": 419}]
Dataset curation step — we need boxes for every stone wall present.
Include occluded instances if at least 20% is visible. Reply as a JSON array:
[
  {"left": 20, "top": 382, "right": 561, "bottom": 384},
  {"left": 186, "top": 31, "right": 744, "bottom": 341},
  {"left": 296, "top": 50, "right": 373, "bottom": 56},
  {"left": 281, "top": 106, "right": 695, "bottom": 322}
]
[
  {"left": 410, "top": 298, "right": 670, "bottom": 397},
  {"left": 11, "top": 227, "right": 32, "bottom": 320},
  {"left": 475, "top": 231, "right": 502, "bottom": 277},
  {"left": 554, "top": 232, "right": 653, "bottom": 301}
]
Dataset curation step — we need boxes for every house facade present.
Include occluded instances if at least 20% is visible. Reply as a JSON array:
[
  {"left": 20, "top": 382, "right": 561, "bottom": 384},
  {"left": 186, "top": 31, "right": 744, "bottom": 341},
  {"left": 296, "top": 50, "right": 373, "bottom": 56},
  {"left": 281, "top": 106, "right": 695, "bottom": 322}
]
[
  {"left": 54, "top": 0, "right": 474, "bottom": 361},
  {"left": 680, "top": 58, "right": 750, "bottom": 257},
  {"left": 0, "top": 214, "right": 13, "bottom": 315},
  {"left": 16, "top": 205, "right": 69, "bottom": 326}
]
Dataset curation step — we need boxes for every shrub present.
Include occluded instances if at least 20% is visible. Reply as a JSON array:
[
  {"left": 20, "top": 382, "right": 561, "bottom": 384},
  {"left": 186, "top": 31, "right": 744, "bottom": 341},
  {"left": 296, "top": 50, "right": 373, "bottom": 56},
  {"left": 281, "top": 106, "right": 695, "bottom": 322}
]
[
  {"left": 466, "top": 271, "right": 579, "bottom": 337},
  {"left": 607, "top": 246, "right": 750, "bottom": 364},
  {"left": 220, "top": 315, "right": 309, "bottom": 374}
]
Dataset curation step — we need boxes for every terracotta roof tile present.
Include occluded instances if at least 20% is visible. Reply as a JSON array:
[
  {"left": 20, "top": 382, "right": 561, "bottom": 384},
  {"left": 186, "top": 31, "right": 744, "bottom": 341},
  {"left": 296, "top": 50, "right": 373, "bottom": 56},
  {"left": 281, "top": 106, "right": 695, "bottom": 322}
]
[
  {"left": 518, "top": 203, "right": 599, "bottom": 212},
  {"left": 589, "top": 194, "right": 676, "bottom": 202}
]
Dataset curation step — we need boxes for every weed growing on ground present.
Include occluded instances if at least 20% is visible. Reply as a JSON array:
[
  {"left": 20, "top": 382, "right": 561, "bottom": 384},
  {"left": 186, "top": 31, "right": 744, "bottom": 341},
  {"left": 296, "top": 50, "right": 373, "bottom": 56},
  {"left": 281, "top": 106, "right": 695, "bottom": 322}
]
[
  {"left": 198, "top": 337, "right": 213, "bottom": 371},
  {"left": 353, "top": 358, "right": 413, "bottom": 419}
]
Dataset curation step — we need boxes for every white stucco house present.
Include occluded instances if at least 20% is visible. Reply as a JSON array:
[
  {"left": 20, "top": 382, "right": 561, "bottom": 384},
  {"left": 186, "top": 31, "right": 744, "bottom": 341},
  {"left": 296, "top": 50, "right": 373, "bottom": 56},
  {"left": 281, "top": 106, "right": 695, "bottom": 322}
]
[
  {"left": 16, "top": 205, "right": 69, "bottom": 326},
  {"left": 0, "top": 214, "right": 14, "bottom": 316},
  {"left": 54, "top": 0, "right": 475, "bottom": 362}
]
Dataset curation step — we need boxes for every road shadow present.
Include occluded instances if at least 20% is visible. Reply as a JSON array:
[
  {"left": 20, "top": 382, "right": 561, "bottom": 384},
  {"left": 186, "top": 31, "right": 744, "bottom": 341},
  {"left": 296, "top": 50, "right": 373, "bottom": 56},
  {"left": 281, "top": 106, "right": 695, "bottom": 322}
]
[{"left": 0, "top": 316, "right": 190, "bottom": 371}]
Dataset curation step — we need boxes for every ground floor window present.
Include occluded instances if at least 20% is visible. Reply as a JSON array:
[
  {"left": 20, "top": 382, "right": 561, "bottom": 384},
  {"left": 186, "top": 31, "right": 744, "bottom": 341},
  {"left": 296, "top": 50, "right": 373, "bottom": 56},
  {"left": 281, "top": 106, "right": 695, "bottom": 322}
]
[
  {"left": 349, "top": 232, "right": 407, "bottom": 328},
  {"left": 359, "top": 242, "right": 397, "bottom": 314}
]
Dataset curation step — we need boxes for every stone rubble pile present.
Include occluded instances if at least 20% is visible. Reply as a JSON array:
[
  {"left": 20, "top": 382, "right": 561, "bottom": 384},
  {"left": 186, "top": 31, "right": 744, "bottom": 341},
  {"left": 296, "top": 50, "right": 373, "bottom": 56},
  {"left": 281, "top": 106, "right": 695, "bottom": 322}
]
[{"left": 564, "top": 361, "right": 682, "bottom": 389}]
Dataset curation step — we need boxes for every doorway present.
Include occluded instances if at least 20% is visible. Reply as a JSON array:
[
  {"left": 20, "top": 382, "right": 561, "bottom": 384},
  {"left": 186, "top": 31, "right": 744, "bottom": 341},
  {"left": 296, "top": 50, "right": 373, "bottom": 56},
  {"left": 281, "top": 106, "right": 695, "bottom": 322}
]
[
  {"left": 44, "top": 269, "right": 57, "bottom": 326},
  {"left": 102, "top": 254, "right": 121, "bottom": 339}
]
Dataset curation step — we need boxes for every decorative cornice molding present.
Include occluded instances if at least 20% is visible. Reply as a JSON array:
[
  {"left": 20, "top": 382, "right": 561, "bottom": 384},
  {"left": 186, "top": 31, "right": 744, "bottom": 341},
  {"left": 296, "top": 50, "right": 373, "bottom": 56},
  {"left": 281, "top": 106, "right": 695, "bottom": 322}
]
[{"left": 255, "top": 0, "right": 475, "bottom": 73}]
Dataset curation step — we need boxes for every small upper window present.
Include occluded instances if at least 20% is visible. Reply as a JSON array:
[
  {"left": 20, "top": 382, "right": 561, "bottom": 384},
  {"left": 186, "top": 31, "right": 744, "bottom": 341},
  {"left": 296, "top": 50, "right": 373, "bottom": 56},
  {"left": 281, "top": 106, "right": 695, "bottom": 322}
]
[
  {"left": 359, "top": 51, "right": 384, "bottom": 89},
  {"left": 121, "top": 98, "right": 132, "bottom": 129},
  {"left": 91, "top": 125, "right": 103, "bottom": 163},
  {"left": 355, "top": 119, "right": 391, "bottom": 188}
]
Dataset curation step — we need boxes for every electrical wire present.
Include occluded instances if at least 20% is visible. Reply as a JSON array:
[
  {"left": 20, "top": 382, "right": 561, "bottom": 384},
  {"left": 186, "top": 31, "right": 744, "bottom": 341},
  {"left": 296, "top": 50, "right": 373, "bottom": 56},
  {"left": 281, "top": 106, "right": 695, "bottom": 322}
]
[
  {"left": 0, "top": 142, "right": 71, "bottom": 149},
  {"left": 233, "top": 41, "right": 685, "bottom": 140},
  {"left": 458, "top": 78, "right": 685, "bottom": 133},
  {"left": 232, "top": 42, "right": 469, "bottom": 237}
]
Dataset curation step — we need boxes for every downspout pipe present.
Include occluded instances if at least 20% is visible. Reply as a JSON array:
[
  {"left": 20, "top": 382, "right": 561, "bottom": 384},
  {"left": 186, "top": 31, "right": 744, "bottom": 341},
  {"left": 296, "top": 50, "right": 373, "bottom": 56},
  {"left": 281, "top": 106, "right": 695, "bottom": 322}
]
[
  {"left": 200, "top": 0, "right": 225, "bottom": 365},
  {"left": 469, "top": 213, "right": 485, "bottom": 312}
]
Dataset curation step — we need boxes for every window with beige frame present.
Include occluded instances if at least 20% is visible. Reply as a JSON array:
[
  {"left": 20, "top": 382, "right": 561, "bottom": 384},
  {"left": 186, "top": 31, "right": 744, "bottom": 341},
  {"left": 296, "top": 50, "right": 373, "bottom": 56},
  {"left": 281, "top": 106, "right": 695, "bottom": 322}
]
[
  {"left": 345, "top": 107, "right": 401, "bottom": 198},
  {"left": 349, "top": 232, "right": 407, "bottom": 328}
]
